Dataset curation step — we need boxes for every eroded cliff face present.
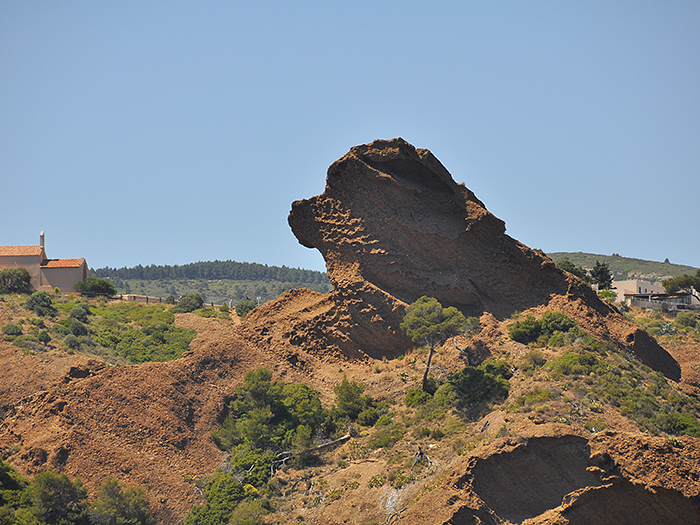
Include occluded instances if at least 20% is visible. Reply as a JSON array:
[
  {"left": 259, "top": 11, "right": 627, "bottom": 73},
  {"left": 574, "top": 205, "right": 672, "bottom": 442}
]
[
  {"left": 287, "top": 138, "right": 680, "bottom": 380},
  {"left": 289, "top": 138, "right": 570, "bottom": 318}
]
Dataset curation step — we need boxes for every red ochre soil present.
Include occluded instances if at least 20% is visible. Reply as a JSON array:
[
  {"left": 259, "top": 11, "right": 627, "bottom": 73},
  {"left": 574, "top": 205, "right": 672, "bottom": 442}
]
[{"left": 2, "top": 138, "right": 699, "bottom": 524}]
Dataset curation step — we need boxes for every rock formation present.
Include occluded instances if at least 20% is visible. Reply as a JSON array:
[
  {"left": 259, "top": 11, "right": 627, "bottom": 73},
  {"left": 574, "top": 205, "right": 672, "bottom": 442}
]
[{"left": 288, "top": 138, "right": 680, "bottom": 379}]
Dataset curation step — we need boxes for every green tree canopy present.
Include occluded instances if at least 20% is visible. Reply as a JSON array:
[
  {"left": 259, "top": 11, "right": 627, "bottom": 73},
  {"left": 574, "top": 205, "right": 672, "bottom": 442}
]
[
  {"left": 88, "top": 477, "right": 156, "bottom": 525},
  {"left": 0, "top": 268, "right": 33, "bottom": 294},
  {"left": 27, "top": 470, "right": 88, "bottom": 525},
  {"left": 401, "top": 296, "right": 468, "bottom": 391},
  {"left": 171, "top": 294, "right": 204, "bottom": 313},
  {"left": 589, "top": 260, "right": 613, "bottom": 290},
  {"left": 557, "top": 257, "right": 590, "bottom": 282},
  {"left": 73, "top": 278, "right": 117, "bottom": 296},
  {"left": 235, "top": 299, "right": 257, "bottom": 320},
  {"left": 663, "top": 270, "right": 700, "bottom": 298}
]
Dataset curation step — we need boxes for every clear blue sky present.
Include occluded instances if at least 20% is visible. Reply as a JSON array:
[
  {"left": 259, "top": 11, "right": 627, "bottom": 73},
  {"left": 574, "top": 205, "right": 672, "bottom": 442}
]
[{"left": 2, "top": 2, "right": 699, "bottom": 273}]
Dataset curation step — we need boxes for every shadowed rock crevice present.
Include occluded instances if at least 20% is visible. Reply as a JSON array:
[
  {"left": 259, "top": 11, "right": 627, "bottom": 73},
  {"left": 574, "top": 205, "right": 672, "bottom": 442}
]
[{"left": 469, "top": 436, "right": 603, "bottom": 523}]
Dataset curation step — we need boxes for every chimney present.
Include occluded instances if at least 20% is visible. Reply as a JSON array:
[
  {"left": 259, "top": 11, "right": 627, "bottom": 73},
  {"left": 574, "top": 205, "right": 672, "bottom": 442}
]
[{"left": 40, "top": 231, "right": 45, "bottom": 250}]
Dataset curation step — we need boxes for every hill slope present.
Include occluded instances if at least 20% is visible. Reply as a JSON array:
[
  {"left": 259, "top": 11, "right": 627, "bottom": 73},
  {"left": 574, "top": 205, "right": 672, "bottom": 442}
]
[
  {"left": 549, "top": 252, "right": 698, "bottom": 282},
  {"left": 1, "top": 138, "right": 699, "bottom": 525}
]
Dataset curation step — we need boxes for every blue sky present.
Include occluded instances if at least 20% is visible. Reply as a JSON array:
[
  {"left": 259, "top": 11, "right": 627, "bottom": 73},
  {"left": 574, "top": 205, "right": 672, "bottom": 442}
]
[{"left": 2, "top": 2, "right": 698, "bottom": 273}]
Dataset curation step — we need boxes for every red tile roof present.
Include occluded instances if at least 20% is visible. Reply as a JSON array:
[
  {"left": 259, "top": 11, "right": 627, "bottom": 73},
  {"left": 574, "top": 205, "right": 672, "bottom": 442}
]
[
  {"left": 42, "top": 258, "right": 86, "bottom": 268},
  {"left": 0, "top": 245, "right": 44, "bottom": 257}
]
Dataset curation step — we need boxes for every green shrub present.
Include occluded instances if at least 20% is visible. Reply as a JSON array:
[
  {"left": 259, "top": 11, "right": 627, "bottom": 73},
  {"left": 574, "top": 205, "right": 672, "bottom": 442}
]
[
  {"left": 73, "top": 277, "right": 117, "bottom": 296},
  {"left": 2, "top": 322, "right": 22, "bottom": 336},
  {"left": 547, "top": 352, "right": 599, "bottom": 377},
  {"left": 509, "top": 315, "right": 541, "bottom": 343},
  {"left": 663, "top": 413, "right": 700, "bottom": 438},
  {"left": 69, "top": 303, "right": 92, "bottom": 323},
  {"left": 676, "top": 312, "right": 698, "bottom": 329},
  {"left": 367, "top": 423, "right": 405, "bottom": 450},
  {"left": 518, "top": 349, "right": 546, "bottom": 372},
  {"left": 70, "top": 319, "right": 88, "bottom": 336},
  {"left": 509, "top": 312, "right": 576, "bottom": 345},
  {"left": 235, "top": 299, "right": 257, "bottom": 320},
  {"left": 64, "top": 334, "right": 80, "bottom": 350},
  {"left": 89, "top": 476, "right": 156, "bottom": 525},
  {"left": 333, "top": 376, "right": 373, "bottom": 421},
  {"left": 37, "top": 330, "right": 51, "bottom": 345},
  {"left": 25, "top": 291, "right": 57, "bottom": 317},
  {"left": 0, "top": 267, "right": 32, "bottom": 294},
  {"left": 447, "top": 359, "right": 512, "bottom": 408},
  {"left": 185, "top": 474, "right": 246, "bottom": 525},
  {"left": 52, "top": 324, "right": 69, "bottom": 336},
  {"left": 28, "top": 470, "right": 88, "bottom": 524},
  {"left": 172, "top": 294, "right": 204, "bottom": 313},
  {"left": 405, "top": 386, "right": 432, "bottom": 407}
]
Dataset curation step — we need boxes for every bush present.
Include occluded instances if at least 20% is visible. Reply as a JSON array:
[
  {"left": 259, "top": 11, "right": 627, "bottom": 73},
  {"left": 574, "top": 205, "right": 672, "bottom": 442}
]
[
  {"left": 70, "top": 319, "right": 88, "bottom": 337},
  {"left": 37, "top": 330, "right": 51, "bottom": 345},
  {"left": 405, "top": 386, "right": 432, "bottom": 407},
  {"left": 0, "top": 267, "right": 33, "bottom": 294},
  {"left": 64, "top": 334, "right": 80, "bottom": 350},
  {"left": 73, "top": 277, "right": 117, "bottom": 296},
  {"left": 664, "top": 412, "right": 700, "bottom": 438},
  {"left": 69, "top": 304, "right": 92, "bottom": 323},
  {"left": 447, "top": 359, "right": 512, "bottom": 408},
  {"left": 2, "top": 322, "right": 22, "bottom": 337},
  {"left": 333, "top": 376, "right": 373, "bottom": 421},
  {"left": 676, "top": 312, "right": 698, "bottom": 329},
  {"left": 235, "top": 299, "right": 257, "bottom": 320},
  {"left": 509, "top": 312, "right": 576, "bottom": 345},
  {"left": 28, "top": 470, "right": 88, "bottom": 524},
  {"left": 546, "top": 352, "right": 600, "bottom": 377},
  {"left": 172, "top": 294, "right": 204, "bottom": 313},
  {"left": 89, "top": 476, "right": 156, "bottom": 525},
  {"left": 25, "top": 291, "right": 57, "bottom": 317},
  {"left": 509, "top": 315, "right": 541, "bottom": 344}
]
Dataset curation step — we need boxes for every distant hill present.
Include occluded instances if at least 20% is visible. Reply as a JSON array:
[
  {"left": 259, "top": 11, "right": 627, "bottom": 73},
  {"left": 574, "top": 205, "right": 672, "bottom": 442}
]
[
  {"left": 91, "top": 260, "right": 332, "bottom": 304},
  {"left": 548, "top": 252, "right": 699, "bottom": 283}
]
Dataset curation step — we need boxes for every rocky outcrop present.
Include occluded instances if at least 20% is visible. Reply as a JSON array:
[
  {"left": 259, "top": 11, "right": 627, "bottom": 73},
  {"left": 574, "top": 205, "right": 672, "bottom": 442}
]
[
  {"left": 289, "top": 138, "right": 574, "bottom": 318},
  {"left": 401, "top": 430, "right": 700, "bottom": 525},
  {"left": 288, "top": 138, "right": 680, "bottom": 379}
]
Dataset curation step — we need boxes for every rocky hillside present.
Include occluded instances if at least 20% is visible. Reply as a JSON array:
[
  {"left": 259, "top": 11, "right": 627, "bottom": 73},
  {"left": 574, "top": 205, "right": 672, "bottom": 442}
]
[{"left": 1, "top": 138, "right": 699, "bottom": 524}]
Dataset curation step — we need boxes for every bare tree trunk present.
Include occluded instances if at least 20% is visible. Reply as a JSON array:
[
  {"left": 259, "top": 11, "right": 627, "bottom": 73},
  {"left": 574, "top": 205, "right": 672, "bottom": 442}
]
[
  {"left": 422, "top": 344, "right": 435, "bottom": 392},
  {"left": 452, "top": 336, "right": 471, "bottom": 366}
]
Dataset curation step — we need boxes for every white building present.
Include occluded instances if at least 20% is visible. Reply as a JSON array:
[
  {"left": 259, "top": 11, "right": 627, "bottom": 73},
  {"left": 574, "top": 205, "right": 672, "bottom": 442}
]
[{"left": 612, "top": 279, "right": 665, "bottom": 303}]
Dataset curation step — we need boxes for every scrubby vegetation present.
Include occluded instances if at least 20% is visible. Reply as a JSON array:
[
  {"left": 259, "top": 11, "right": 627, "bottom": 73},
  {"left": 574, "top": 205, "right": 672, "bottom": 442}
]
[
  {"left": 0, "top": 459, "right": 155, "bottom": 525},
  {"left": 188, "top": 355, "right": 518, "bottom": 525},
  {"left": 1, "top": 292, "right": 197, "bottom": 364},
  {"left": 508, "top": 311, "right": 577, "bottom": 345},
  {"left": 507, "top": 310, "right": 700, "bottom": 438}
]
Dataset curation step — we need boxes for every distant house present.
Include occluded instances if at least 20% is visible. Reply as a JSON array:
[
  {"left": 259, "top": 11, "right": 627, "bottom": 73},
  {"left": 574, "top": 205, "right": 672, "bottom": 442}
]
[
  {"left": 612, "top": 279, "right": 665, "bottom": 303},
  {"left": 613, "top": 279, "right": 699, "bottom": 312},
  {"left": 0, "top": 232, "right": 88, "bottom": 292}
]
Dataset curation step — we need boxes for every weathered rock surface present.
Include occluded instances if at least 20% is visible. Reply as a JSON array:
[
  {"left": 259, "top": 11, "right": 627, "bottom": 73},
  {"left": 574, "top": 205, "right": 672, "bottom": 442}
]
[
  {"left": 400, "top": 429, "right": 700, "bottom": 525},
  {"left": 289, "top": 138, "right": 569, "bottom": 318},
  {"left": 288, "top": 138, "right": 680, "bottom": 380}
]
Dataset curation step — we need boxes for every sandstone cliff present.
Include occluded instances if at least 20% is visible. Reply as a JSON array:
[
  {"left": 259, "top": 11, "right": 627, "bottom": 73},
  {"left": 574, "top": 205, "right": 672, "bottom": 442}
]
[{"left": 288, "top": 138, "right": 680, "bottom": 380}]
